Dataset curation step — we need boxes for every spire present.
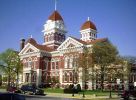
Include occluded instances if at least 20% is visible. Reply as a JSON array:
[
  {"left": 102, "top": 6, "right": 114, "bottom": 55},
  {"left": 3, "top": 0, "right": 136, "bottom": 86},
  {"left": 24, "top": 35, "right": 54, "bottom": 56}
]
[
  {"left": 30, "top": 35, "right": 33, "bottom": 38},
  {"left": 55, "top": 0, "right": 57, "bottom": 11},
  {"left": 87, "top": 17, "right": 90, "bottom": 21}
]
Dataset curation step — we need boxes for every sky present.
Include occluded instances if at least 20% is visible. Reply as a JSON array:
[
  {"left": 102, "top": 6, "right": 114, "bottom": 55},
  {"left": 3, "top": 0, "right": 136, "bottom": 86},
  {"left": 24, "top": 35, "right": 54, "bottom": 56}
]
[{"left": 0, "top": 0, "right": 136, "bottom": 56}]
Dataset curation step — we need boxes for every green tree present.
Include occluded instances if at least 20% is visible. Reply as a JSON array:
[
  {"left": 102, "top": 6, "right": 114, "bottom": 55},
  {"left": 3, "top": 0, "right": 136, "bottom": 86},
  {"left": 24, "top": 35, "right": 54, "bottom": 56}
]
[
  {"left": 0, "top": 49, "right": 23, "bottom": 89},
  {"left": 92, "top": 40, "right": 118, "bottom": 91}
]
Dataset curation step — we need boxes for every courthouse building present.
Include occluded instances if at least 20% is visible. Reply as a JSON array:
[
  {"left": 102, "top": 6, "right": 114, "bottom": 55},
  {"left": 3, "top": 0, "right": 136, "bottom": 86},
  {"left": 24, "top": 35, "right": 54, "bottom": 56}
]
[{"left": 19, "top": 9, "right": 107, "bottom": 89}]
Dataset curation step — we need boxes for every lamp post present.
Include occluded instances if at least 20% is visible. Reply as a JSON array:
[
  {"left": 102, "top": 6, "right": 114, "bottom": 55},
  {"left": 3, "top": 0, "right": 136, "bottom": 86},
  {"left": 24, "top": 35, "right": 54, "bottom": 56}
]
[
  {"left": 109, "top": 76, "right": 112, "bottom": 98},
  {"left": 72, "top": 67, "right": 75, "bottom": 97},
  {"left": 82, "top": 84, "right": 85, "bottom": 98}
]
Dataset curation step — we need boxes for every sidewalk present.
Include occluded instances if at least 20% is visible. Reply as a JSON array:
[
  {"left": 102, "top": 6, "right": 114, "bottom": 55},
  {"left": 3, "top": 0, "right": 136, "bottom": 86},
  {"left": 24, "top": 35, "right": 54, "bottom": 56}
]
[{"left": 45, "top": 92, "right": 119, "bottom": 100}]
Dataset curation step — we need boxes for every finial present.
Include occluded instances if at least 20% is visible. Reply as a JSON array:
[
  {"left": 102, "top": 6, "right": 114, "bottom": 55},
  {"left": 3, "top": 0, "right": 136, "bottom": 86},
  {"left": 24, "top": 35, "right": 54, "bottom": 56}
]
[
  {"left": 30, "top": 35, "right": 33, "bottom": 38},
  {"left": 55, "top": 0, "right": 57, "bottom": 11},
  {"left": 87, "top": 17, "right": 90, "bottom": 21}
]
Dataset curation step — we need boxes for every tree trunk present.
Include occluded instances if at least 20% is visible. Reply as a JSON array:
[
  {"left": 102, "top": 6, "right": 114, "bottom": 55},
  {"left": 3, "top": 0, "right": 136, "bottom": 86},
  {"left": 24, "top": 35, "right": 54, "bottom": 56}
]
[
  {"left": 7, "top": 74, "right": 11, "bottom": 90},
  {"left": 101, "top": 73, "right": 104, "bottom": 91},
  {"left": 101, "top": 66, "right": 104, "bottom": 91}
]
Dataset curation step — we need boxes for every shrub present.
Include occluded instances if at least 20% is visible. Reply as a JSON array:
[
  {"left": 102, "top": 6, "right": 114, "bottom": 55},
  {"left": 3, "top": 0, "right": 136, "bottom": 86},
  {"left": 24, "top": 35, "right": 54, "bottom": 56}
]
[
  {"left": 63, "top": 84, "right": 80, "bottom": 94},
  {"left": 77, "top": 84, "right": 81, "bottom": 92},
  {"left": 15, "top": 90, "right": 21, "bottom": 93}
]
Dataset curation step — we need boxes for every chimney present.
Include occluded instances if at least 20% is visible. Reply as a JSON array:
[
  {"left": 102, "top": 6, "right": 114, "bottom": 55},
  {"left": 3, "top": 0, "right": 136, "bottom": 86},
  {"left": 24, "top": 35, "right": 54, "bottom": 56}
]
[{"left": 20, "top": 39, "right": 25, "bottom": 51}]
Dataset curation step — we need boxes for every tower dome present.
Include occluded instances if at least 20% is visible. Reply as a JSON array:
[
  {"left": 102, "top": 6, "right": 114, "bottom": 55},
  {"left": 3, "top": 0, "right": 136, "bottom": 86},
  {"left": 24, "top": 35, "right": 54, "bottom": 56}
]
[
  {"left": 80, "top": 18, "right": 97, "bottom": 42},
  {"left": 80, "top": 20, "right": 97, "bottom": 30},
  {"left": 48, "top": 11, "right": 63, "bottom": 21}
]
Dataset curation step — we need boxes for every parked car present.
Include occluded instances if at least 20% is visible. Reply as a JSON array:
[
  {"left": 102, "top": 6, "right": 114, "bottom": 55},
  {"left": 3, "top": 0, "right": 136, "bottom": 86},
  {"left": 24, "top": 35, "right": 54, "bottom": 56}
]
[
  {"left": 120, "top": 90, "right": 129, "bottom": 100},
  {"left": 20, "top": 84, "right": 44, "bottom": 95},
  {"left": 121, "top": 89, "right": 136, "bottom": 100},
  {"left": 0, "top": 93, "right": 25, "bottom": 100},
  {"left": 7, "top": 86, "right": 17, "bottom": 93}
]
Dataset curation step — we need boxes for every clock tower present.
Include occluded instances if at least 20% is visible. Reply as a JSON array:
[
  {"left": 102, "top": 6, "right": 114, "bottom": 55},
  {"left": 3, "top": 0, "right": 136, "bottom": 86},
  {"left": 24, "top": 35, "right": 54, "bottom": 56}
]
[{"left": 42, "top": 10, "right": 67, "bottom": 49}]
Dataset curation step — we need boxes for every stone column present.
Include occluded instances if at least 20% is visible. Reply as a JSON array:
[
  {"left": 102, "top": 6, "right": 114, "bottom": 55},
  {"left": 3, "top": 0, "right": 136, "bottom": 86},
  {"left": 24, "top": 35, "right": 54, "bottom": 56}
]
[
  {"left": 23, "top": 73, "right": 25, "bottom": 83},
  {"left": 29, "top": 72, "right": 31, "bottom": 83},
  {"left": 36, "top": 69, "right": 42, "bottom": 86},
  {"left": 59, "top": 69, "right": 63, "bottom": 84},
  {"left": 78, "top": 68, "right": 83, "bottom": 89}
]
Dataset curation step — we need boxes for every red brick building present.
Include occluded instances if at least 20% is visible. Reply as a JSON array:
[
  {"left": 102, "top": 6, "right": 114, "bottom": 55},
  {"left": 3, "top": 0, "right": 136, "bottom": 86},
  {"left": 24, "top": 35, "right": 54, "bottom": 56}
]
[{"left": 19, "top": 10, "right": 106, "bottom": 89}]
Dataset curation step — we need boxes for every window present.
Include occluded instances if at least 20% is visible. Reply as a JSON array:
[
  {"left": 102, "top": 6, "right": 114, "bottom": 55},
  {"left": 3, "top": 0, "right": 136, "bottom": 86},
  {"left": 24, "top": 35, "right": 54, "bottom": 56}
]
[
  {"left": 51, "top": 34, "right": 53, "bottom": 41},
  {"left": 69, "top": 58, "right": 73, "bottom": 68},
  {"left": 56, "top": 62, "right": 59, "bottom": 69},
  {"left": 33, "top": 72, "right": 36, "bottom": 82},
  {"left": 64, "top": 72, "right": 67, "bottom": 82},
  {"left": 48, "top": 36, "right": 51, "bottom": 41},
  {"left": 73, "top": 57, "right": 78, "bottom": 68},
  {"left": 34, "top": 61, "right": 37, "bottom": 69},
  {"left": 64, "top": 57, "right": 67, "bottom": 68},
  {"left": 43, "top": 73, "right": 47, "bottom": 83},
  {"left": 28, "top": 60, "right": 32, "bottom": 67},
  {"left": 46, "top": 36, "right": 48, "bottom": 42},
  {"left": 43, "top": 62, "right": 47, "bottom": 70},
  {"left": 67, "top": 58, "right": 70, "bottom": 68},
  {"left": 52, "top": 62, "right": 55, "bottom": 69},
  {"left": 25, "top": 73, "right": 29, "bottom": 82}
]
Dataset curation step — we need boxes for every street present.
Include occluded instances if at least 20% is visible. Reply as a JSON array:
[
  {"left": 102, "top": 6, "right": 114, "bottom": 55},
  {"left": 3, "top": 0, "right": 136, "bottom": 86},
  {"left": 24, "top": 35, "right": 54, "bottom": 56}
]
[
  {"left": 25, "top": 95, "right": 119, "bottom": 100},
  {"left": 25, "top": 95, "right": 79, "bottom": 100}
]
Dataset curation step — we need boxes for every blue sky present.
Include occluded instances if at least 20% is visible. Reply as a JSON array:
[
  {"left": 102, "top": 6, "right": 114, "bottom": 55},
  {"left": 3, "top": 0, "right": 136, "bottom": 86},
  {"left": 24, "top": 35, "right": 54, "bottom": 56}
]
[{"left": 0, "top": 0, "right": 136, "bottom": 56}]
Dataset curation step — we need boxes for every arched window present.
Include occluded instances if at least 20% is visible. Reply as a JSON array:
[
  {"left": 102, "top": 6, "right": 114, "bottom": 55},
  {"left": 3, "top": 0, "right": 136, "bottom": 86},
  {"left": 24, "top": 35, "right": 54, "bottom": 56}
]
[
  {"left": 51, "top": 34, "right": 53, "bottom": 41},
  {"left": 52, "top": 62, "right": 55, "bottom": 69},
  {"left": 43, "top": 62, "right": 47, "bottom": 70},
  {"left": 64, "top": 72, "right": 67, "bottom": 82},
  {"left": 25, "top": 73, "right": 29, "bottom": 82},
  {"left": 34, "top": 58, "right": 37, "bottom": 69},
  {"left": 46, "top": 35, "right": 48, "bottom": 42},
  {"left": 69, "top": 56, "right": 73, "bottom": 68},
  {"left": 64, "top": 57, "right": 68, "bottom": 68},
  {"left": 67, "top": 58, "right": 70, "bottom": 68},
  {"left": 32, "top": 72, "right": 36, "bottom": 82},
  {"left": 28, "top": 58, "right": 32, "bottom": 67},
  {"left": 69, "top": 72, "right": 73, "bottom": 82},
  {"left": 48, "top": 35, "right": 51, "bottom": 41},
  {"left": 43, "top": 72, "right": 47, "bottom": 83},
  {"left": 56, "top": 62, "right": 59, "bottom": 69}
]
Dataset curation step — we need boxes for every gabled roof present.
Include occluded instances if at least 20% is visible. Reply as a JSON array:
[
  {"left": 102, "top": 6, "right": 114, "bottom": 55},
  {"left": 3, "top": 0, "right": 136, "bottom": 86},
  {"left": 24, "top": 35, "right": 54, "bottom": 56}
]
[
  {"left": 25, "top": 37, "right": 108, "bottom": 53},
  {"left": 69, "top": 36, "right": 87, "bottom": 44},
  {"left": 26, "top": 38, "right": 54, "bottom": 52},
  {"left": 57, "top": 36, "right": 84, "bottom": 50}
]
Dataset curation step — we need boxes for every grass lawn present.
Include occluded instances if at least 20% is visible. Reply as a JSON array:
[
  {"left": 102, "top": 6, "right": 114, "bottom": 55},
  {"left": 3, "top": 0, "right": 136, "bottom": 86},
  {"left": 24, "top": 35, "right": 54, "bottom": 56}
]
[
  {"left": 79, "top": 90, "right": 117, "bottom": 96},
  {"left": 44, "top": 88, "right": 117, "bottom": 96},
  {"left": 44, "top": 88, "right": 64, "bottom": 93}
]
